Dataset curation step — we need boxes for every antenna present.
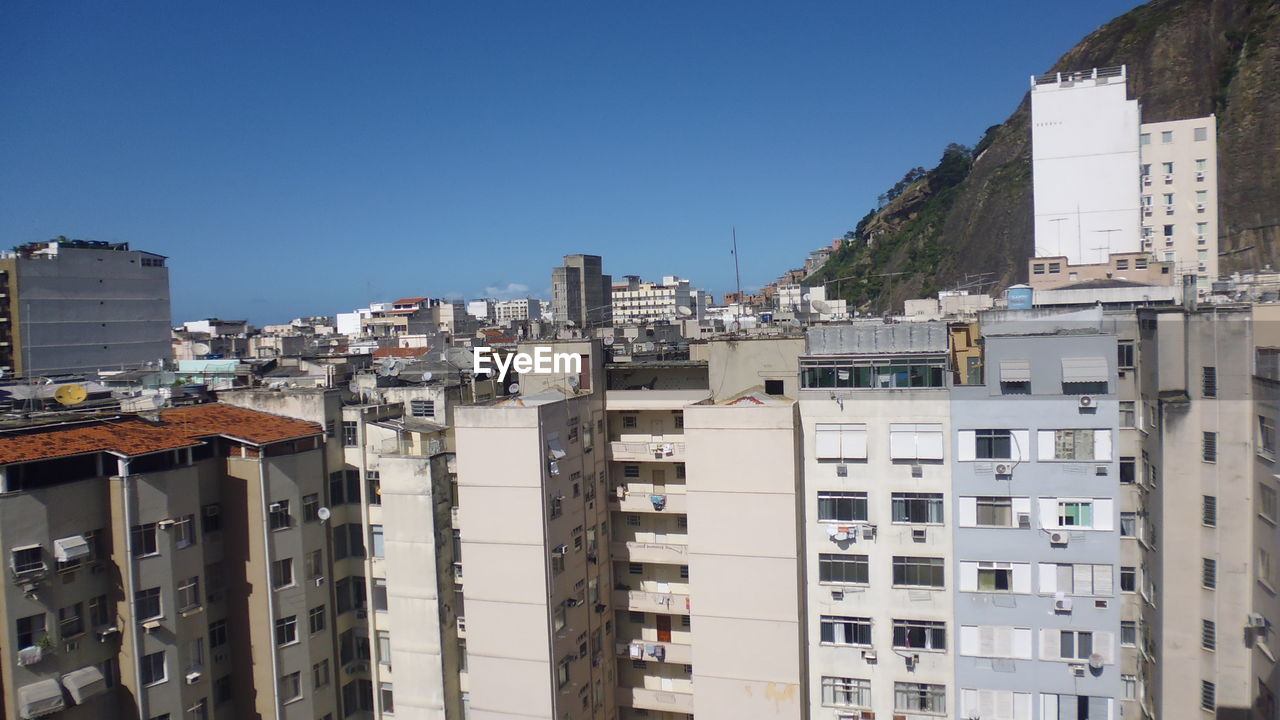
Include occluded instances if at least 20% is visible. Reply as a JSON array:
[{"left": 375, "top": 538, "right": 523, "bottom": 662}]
[{"left": 732, "top": 227, "right": 742, "bottom": 332}]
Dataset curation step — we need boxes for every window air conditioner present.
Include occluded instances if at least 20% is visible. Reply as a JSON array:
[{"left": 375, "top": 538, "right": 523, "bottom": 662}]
[
  {"left": 1164, "top": 174, "right": 1173, "bottom": 183},
  {"left": 1196, "top": 171, "right": 1205, "bottom": 180},
  {"left": 157, "top": 519, "right": 176, "bottom": 530},
  {"left": 861, "top": 525, "right": 877, "bottom": 541},
  {"left": 204, "top": 505, "right": 220, "bottom": 517},
  {"left": 1141, "top": 175, "right": 1151, "bottom": 185},
  {"left": 142, "top": 619, "right": 162, "bottom": 631},
  {"left": 185, "top": 668, "right": 203, "bottom": 685},
  {"left": 831, "top": 589, "right": 845, "bottom": 601},
  {"left": 1070, "top": 663, "right": 1087, "bottom": 677},
  {"left": 269, "top": 502, "right": 283, "bottom": 513},
  {"left": 1054, "top": 597, "right": 1074, "bottom": 613},
  {"left": 861, "top": 649, "right": 877, "bottom": 662},
  {"left": 1049, "top": 531, "right": 1070, "bottom": 546},
  {"left": 1017, "top": 512, "right": 1031, "bottom": 528},
  {"left": 1078, "top": 395, "right": 1095, "bottom": 408},
  {"left": 314, "top": 576, "right": 325, "bottom": 587},
  {"left": 1250, "top": 613, "right": 1269, "bottom": 629},
  {"left": 911, "top": 528, "right": 927, "bottom": 542}
]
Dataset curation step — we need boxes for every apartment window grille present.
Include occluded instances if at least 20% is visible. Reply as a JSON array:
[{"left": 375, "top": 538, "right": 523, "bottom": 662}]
[
  {"left": 1202, "top": 619, "right": 1216, "bottom": 650},
  {"left": 818, "top": 554, "right": 869, "bottom": 584},
  {"left": 892, "top": 557, "right": 945, "bottom": 588},
  {"left": 1203, "top": 496, "right": 1217, "bottom": 527},
  {"left": 820, "top": 615, "right": 871, "bottom": 646},
  {"left": 1202, "top": 681, "right": 1216, "bottom": 710},
  {"left": 1203, "top": 558, "right": 1216, "bottom": 589},
  {"left": 1203, "top": 366, "right": 1218, "bottom": 397},
  {"left": 1203, "top": 432, "right": 1217, "bottom": 463},
  {"left": 409, "top": 400, "right": 434, "bottom": 417}
]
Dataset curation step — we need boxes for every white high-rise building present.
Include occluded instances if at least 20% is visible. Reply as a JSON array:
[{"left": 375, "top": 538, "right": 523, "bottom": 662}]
[
  {"left": 1138, "top": 116, "right": 1219, "bottom": 287},
  {"left": 1031, "top": 66, "right": 1142, "bottom": 265}
]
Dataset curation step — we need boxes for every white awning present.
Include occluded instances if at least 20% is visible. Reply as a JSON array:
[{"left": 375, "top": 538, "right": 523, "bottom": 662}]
[
  {"left": 18, "top": 678, "right": 64, "bottom": 719},
  {"left": 546, "top": 435, "right": 567, "bottom": 460},
  {"left": 53, "top": 535, "right": 90, "bottom": 563},
  {"left": 1061, "top": 357, "right": 1109, "bottom": 383},
  {"left": 62, "top": 665, "right": 107, "bottom": 704},
  {"left": 999, "top": 359, "right": 1032, "bottom": 383}
]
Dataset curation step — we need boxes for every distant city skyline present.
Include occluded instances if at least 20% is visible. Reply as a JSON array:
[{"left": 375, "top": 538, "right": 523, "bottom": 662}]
[{"left": 1, "top": 1, "right": 1145, "bottom": 324}]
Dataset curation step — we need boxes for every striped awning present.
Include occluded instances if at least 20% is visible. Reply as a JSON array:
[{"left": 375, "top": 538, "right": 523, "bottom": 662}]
[{"left": 1061, "top": 357, "right": 1108, "bottom": 383}]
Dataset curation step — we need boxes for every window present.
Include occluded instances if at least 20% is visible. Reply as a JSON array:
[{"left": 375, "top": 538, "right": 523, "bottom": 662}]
[
  {"left": 1202, "top": 619, "right": 1216, "bottom": 650},
  {"left": 1262, "top": 547, "right": 1275, "bottom": 587},
  {"left": 306, "top": 549, "right": 324, "bottom": 580},
  {"left": 623, "top": 464, "right": 640, "bottom": 479},
  {"left": 1043, "top": 429, "right": 1107, "bottom": 461},
  {"left": 1203, "top": 558, "right": 1216, "bottom": 589},
  {"left": 1161, "top": 130, "right": 1173, "bottom": 144},
  {"left": 1120, "top": 566, "right": 1136, "bottom": 592},
  {"left": 89, "top": 595, "right": 109, "bottom": 627},
  {"left": 551, "top": 545, "right": 566, "bottom": 575},
  {"left": 1164, "top": 223, "right": 1175, "bottom": 237},
  {"left": 1118, "top": 341, "right": 1135, "bottom": 368},
  {"left": 309, "top": 605, "right": 326, "bottom": 634},
  {"left": 202, "top": 504, "right": 222, "bottom": 535},
  {"left": 1202, "top": 366, "right": 1218, "bottom": 397},
  {"left": 272, "top": 558, "right": 294, "bottom": 590},
  {"left": 1261, "top": 417, "right": 1277, "bottom": 457},
  {"left": 895, "top": 682, "right": 946, "bottom": 714},
  {"left": 342, "top": 421, "right": 358, "bottom": 447},
  {"left": 1203, "top": 496, "right": 1217, "bottom": 527},
  {"left": 58, "top": 602, "right": 83, "bottom": 638},
  {"left": 280, "top": 671, "right": 301, "bottom": 703},
  {"left": 1059, "top": 630, "right": 1094, "bottom": 660},
  {"left": 819, "top": 554, "right": 869, "bottom": 584},
  {"left": 821, "top": 676, "right": 871, "bottom": 708},
  {"left": 1194, "top": 126, "right": 1208, "bottom": 141},
  {"left": 975, "top": 496, "right": 1012, "bottom": 526},
  {"left": 1202, "top": 681, "right": 1216, "bottom": 711},
  {"left": 1140, "top": 132, "right": 1151, "bottom": 145},
  {"left": 1120, "top": 513, "right": 1136, "bottom": 537},
  {"left": 1033, "top": 263, "right": 1045, "bottom": 275},
  {"left": 548, "top": 493, "right": 563, "bottom": 520},
  {"left": 269, "top": 501, "right": 292, "bottom": 531},
  {"left": 977, "top": 563, "right": 1012, "bottom": 592},
  {"left": 313, "top": 659, "right": 330, "bottom": 689},
  {"left": 1162, "top": 161, "right": 1174, "bottom": 175},
  {"left": 173, "top": 515, "right": 196, "bottom": 548},
  {"left": 372, "top": 577, "right": 388, "bottom": 612},
  {"left": 214, "top": 675, "right": 232, "bottom": 705},
  {"left": 622, "top": 415, "right": 637, "bottom": 429},
  {"left": 335, "top": 576, "right": 367, "bottom": 615},
  {"left": 275, "top": 615, "right": 298, "bottom": 646},
  {"left": 16, "top": 614, "right": 45, "bottom": 647},
  {"left": 1203, "top": 431, "right": 1217, "bottom": 462},
  {"left": 557, "top": 656, "right": 571, "bottom": 688},
  {"left": 893, "top": 620, "right": 946, "bottom": 650},
  {"left": 301, "top": 494, "right": 320, "bottom": 523},
  {"left": 1141, "top": 163, "right": 1151, "bottom": 176},
  {"left": 370, "top": 526, "right": 384, "bottom": 559},
  {"left": 975, "top": 429, "right": 1012, "bottom": 459},
  {"left": 135, "top": 587, "right": 162, "bottom": 621},
  {"left": 1135, "top": 257, "right": 1148, "bottom": 269},
  {"left": 409, "top": 399, "right": 434, "bottom": 417},
  {"left": 377, "top": 630, "right": 392, "bottom": 664},
  {"left": 1163, "top": 193, "right": 1174, "bottom": 206},
  {"left": 821, "top": 615, "right": 872, "bottom": 645},
  {"left": 892, "top": 493, "right": 943, "bottom": 524},
  {"left": 1040, "top": 563, "right": 1113, "bottom": 596},
  {"left": 892, "top": 557, "right": 945, "bottom": 588},
  {"left": 1119, "top": 401, "right": 1135, "bottom": 428},
  {"left": 817, "top": 492, "right": 868, "bottom": 522},
  {"left": 329, "top": 470, "right": 360, "bottom": 506},
  {"left": 1261, "top": 483, "right": 1278, "bottom": 522},
  {"left": 342, "top": 679, "right": 374, "bottom": 715},
  {"left": 1121, "top": 621, "right": 1136, "bottom": 646},
  {"left": 814, "top": 423, "right": 868, "bottom": 461},
  {"left": 888, "top": 423, "right": 944, "bottom": 461},
  {"left": 800, "top": 358, "right": 946, "bottom": 389},
  {"left": 366, "top": 471, "right": 381, "bottom": 505},
  {"left": 380, "top": 683, "right": 395, "bottom": 714},
  {"left": 1115, "top": 259, "right": 1128, "bottom": 270},
  {"left": 141, "top": 650, "right": 166, "bottom": 685},
  {"left": 209, "top": 619, "right": 227, "bottom": 649},
  {"left": 1120, "top": 457, "right": 1135, "bottom": 484},
  {"left": 178, "top": 576, "right": 201, "bottom": 612},
  {"left": 132, "top": 523, "right": 159, "bottom": 557},
  {"left": 1058, "top": 500, "right": 1093, "bottom": 527},
  {"left": 334, "top": 524, "right": 365, "bottom": 560}
]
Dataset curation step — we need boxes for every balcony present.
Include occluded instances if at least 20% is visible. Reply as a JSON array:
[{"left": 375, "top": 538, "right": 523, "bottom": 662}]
[
  {"left": 615, "top": 491, "right": 687, "bottom": 514},
  {"left": 614, "top": 589, "right": 690, "bottom": 614},
  {"left": 611, "top": 437, "right": 686, "bottom": 462},
  {"left": 617, "top": 639, "right": 693, "bottom": 665},
  {"left": 610, "top": 541, "right": 688, "bottom": 564},
  {"left": 617, "top": 686, "right": 694, "bottom": 714}
]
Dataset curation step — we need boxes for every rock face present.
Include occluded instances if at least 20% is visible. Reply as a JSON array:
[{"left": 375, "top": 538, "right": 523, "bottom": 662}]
[{"left": 817, "top": 0, "right": 1280, "bottom": 312}]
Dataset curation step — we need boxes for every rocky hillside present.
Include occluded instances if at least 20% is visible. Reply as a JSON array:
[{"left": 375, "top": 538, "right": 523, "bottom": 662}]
[{"left": 811, "top": 0, "right": 1280, "bottom": 313}]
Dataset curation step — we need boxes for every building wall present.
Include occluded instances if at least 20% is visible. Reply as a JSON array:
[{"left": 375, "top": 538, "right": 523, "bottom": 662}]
[
  {"left": 1138, "top": 116, "right": 1219, "bottom": 286},
  {"left": 1031, "top": 68, "right": 1141, "bottom": 264}
]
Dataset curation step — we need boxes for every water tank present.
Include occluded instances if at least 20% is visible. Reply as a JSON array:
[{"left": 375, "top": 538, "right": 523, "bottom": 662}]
[{"left": 1006, "top": 284, "right": 1033, "bottom": 310}]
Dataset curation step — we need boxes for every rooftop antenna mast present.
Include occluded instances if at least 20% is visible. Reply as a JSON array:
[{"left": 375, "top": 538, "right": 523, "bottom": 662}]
[{"left": 732, "top": 227, "right": 742, "bottom": 334}]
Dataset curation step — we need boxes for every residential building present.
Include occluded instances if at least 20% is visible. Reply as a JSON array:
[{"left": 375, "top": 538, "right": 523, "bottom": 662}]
[
  {"left": 495, "top": 297, "right": 543, "bottom": 324},
  {"left": 611, "top": 276, "right": 694, "bottom": 325},
  {"left": 1138, "top": 116, "right": 1219, "bottom": 287},
  {"left": 0, "top": 239, "right": 172, "bottom": 377},
  {"left": 0, "top": 403, "right": 338, "bottom": 720},
  {"left": 552, "top": 255, "right": 612, "bottom": 328}
]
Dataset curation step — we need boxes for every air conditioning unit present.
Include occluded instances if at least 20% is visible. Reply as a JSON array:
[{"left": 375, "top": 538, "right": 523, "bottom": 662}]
[
  {"left": 97, "top": 626, "right": 119, "bottom": 642},
  {"left": 1249, "top": 613, "right": 1269, "bottom": 629},
  {"left": 861, "top": 525, "right": 877, "bottom": 541},
  {"left": 1078, "top": 395, "right": 1095, "bottom": 408},
  {"left": 994, "top": 463, "right": 1013, "bottom": 476},
  {"left": 269, "top": 502, "right": 283, "bottom": 513},
  {"left": 1095, "top": 465, "right": 1108, "bottom": 476},
  {"left": 204, "top": 505, "right": 220, "bottom": 517},
  {"left": 314, "top": 576, "right": 325, "bottom": 587},
  {"left": 1049, "top": 531, "right": 1070, "bottom": 545},
  {"left": 566, "top": 598, "right": 581, "bottom": 607},
  {"left": 142, "top": 619, "right": 162, "bottom": 631},
  {"left": 185, "top": 668, "right": 203, "bottom": 685},
  {"left": 1196, "top": 171, "right": 1205, "bottom": 180},
  {"left": 1141, "top": 175, "right": 1151, "bottom": 185},
  {"left": 911, "top": 528, "right": 927, "bottom": 542},
  {"left": 836, "top": 464, "right": 848, "bottom": 478},
  {"left": 157, "top": 519, "right": 176, "bottom": 530},
  {"left": 831, "top": 589, "right": 845, "bottom": 601},
  {"left": 1143, "top": 208, "right": 1153, "bottom": 217},
  {"left": 1165, "top": 207, "right": 1175, "bottom": 215},
  {"left": 1054, "top": 597, "right": 1074, "bottom": 613},
  {"left": 861, "top": 649, "right": 877, "bottom": 663},
  {"left": 1197, "top": 203, "right": 1206, "bottom": 212},
  {"left": 1070, "top": 663, "right": 1087, "bottom": 677},
  {"left": 1017, "top": 512, "right": 1031, "bottom": 528}
]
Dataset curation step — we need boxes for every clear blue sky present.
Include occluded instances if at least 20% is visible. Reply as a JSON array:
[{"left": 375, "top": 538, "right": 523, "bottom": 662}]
[{"left": 1, "top": 1, "right": 1144, "bottom": 325}]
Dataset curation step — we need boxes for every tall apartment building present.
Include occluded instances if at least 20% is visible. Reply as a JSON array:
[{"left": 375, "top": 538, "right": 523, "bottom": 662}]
[
  {"left": 0, "top": 403, "right": 338, "bottom": 720},
  {"left": 610, "top": 276, "right": 693, "bottom": 325},
  {"left": 495, "top": 298, "right": 543, "bottom": 324},
  {"left": 553, "top": 255, "right": 612, "bottom": 328},
  {"left": 952, "top": 312, "right": 1121, "bottom": 719},
  {"left": 1138, "top": 116, "right": 1219, "bottom": 287},
  {"left": 0, "top": 239, "right": 172, "bottom": 377},
  {"left": 799, "top": 323, "right": 955, "bottom": 719},
  {"left": 1031, "top": 66, "right": 1142, "bottom": 265}
]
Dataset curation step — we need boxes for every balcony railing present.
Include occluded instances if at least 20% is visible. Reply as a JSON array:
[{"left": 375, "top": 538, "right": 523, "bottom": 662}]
[
  {"left": 610, "top": 540, "right": 688, "bottom": 564},
  {"left": 614, "top": 589, "right": 690, "bottom": 614},
  {"left": 615, "top": 491, "right": 687, "bottom": 514},
  {"left": 617, "top": 639, "right": 692, "bottom": 665},
  {"left": 610, "top": 439, "right": 686, "bottom": 462},
  {"left": 617, "top": 686, "right": 694, "bottom": 713}
]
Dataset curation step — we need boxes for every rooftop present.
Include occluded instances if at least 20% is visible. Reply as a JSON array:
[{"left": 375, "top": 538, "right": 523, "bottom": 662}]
[{"left": 606, "top": 389, "right": 711, "bottom": 410}]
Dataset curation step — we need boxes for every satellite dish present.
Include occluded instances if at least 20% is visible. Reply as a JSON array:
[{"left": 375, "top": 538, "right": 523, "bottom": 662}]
[
  {"left": 316, "top": 507, "right": 331, "bottom": 522},
  {"left": 54, "top": 384, "right": 88, "bottom": 406},
  {"left": 422, "top": 371, "right": 433, "bottom": 382},
  {"left": 802, "top": 292, "right": 812, "bottom": 301},
  {"left": 508, "top": 382, "right": 520, "bottom": 394},
  {"left": 192, "top": 342, "right": 212, "bottom": 356},
  {"left": 789, "top": 318, "right": 803, "bottom": 327},
  {"left": 811, "top": 299, "right": 832, "bottom": 314},
  {"left": 1088, "top": 653, "right": 1104, "bottom": 670},
  {"left": 602, "top": 336, "right": 615, "bottom": 346},
  {"left": 676, "top": 306, "right": 693, "bottom": 318},
  {"left": 567, "top": 377, "right": 580, "bottom": 391},
  {"left": 728, "top": 321, "right": 741, "bottom": 332}
]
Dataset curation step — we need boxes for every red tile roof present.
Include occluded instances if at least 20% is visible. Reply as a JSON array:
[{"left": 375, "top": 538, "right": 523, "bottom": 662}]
[
  {"left": 0, "top": 404, "right": 322, "bottom": 465},
  {"left": 393, "top": 297, "right": 429, "bottom": 305},
  {"left": 372, "top": 347, "right": 432, "bottom": 359}
]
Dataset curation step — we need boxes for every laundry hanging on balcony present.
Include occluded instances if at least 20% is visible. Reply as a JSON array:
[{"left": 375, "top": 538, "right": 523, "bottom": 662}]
[
  {"left": 629, "top": 643, "right": 643, "bottom": 660},
  {"left": 650, "top": 494, "right": 667, "bottom": 510}
]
